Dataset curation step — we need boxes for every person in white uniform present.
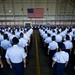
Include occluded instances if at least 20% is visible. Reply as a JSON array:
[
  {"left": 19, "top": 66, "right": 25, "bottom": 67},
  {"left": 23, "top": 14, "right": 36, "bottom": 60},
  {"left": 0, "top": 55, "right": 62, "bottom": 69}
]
[
  {"left": 18, "top": 33, "right": 28, "bottom": 54},
  {"left": 52, "top": 43, "right": 69, "bottom": 75},
  {"left": 24, "top": 30, "right": 30, "bottom": 46},
  {"left": 63, "top": 35, "right": 73, "bottom": 54},
  {"left": 48, "top": 36, "right": 58, "bottom": 67},
  {"left": 44, "top": 33, "right": 52, "bottom": 55},
  {"left": 42, "top": 31, "right": 47, "bottom": 40},
  {"left": 0, "top": 31, "right": 4, "bottom": 44},
  {"left": 44, "top": 33, "right": 52, "bottom": 45},
  {"left": 9, "top": 30, "right": 17, "bottom": 43},
  {"left": 5, "top": 37, "right": 27, "bottom": 75},
  {"left": 56, "top": 30, "right": 62, "bottom": 47},
  {"left": 1, "top": 34, "right": 12, "bottom": 58},
  {"left": 1, "top": 34, "right": 12, "bottom": 50}
]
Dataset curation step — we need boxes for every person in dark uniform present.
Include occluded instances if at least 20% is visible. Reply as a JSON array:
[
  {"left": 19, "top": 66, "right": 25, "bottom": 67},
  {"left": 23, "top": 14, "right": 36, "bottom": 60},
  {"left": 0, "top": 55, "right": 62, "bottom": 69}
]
[
  {"left": 0, "top": 55, "right": 3, "bottom": 75},
  {"left": 52, "top": 43, "right": 69, "bottom": 75},
  {"left": 5, "top": 37, "right": 27, "bottom": 75}
]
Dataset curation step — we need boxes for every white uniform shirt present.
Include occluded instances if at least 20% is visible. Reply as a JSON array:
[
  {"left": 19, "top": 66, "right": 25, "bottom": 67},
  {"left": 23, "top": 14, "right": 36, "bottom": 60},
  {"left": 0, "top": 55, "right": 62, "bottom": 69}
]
[
  {"left": 63, "top": 40, "right": 73, "bottom": 49},
  {"left": 5, "top": 45, "right": 27, "bottom": 63},
  {"left": 49, "top": 30, "right": 53, "bottom": 35},
  {"left": 29, "top": 28, "right": 33, "bottom": 35},
  {"left": 48, "top": 41, "right": 58, "bottom": 50},
  {"left": 60, "top": 31, "right": 66, "bottom": 38},
  {"left": 4, "top": 31, "right": 9, "bottom": 34},
  {"left": 41, "top": 31, "right": 45, "bottom": 37},
  {"left": 69, "top": 32, "right": 73, "bottom": 37},
  {"left": 26, "top": 32, "right": 31, "bottom": 38},
  {"left": 51, "top": 33, "right": 56, "bottom": 37},
  {"left": 15, "top": 32, "right": 20, "bottom": 39},
  {"left": 9, "top": 35, "right": 17, "bottom": 43},
  {"left": 39, "top": 28, "right": 41, "bottom": 33},
  {"left": 7, "top": 33, "right": 12, "bottom": 39},
  {"left": 44, "top": 37, "right": 52, "bottom": 44},
  {"left": 47, "top": 30, "right": 50, "bottom": 34},
  {"left": 0, "top": 34, "right": 4, "bottom": 44},
  {"left": 39, "top": 29, "right": 43, "bottom": 34},
  {"left": 72, "top": 28, "right": 75, "bottom": 32},
  {"left": 18, "top": 38, "right": 28, "bottom": 48},
  {"left": 19, "top": 30, "right": 24, "bottom": 34},
  {"left": 24, "top": 33, "right": 30, "bottom": 43},
  {"left": 1, "top": 39, "right": 12, "bottom": 50},
  {"left": 52, "top": 51, "right": 69, "bottom": 63},
  {"left": 42, "top": 33, "right": 47, "bottom": 39},
  {"left": 56, "top": 34, "right": 62, "bottom": 42}
]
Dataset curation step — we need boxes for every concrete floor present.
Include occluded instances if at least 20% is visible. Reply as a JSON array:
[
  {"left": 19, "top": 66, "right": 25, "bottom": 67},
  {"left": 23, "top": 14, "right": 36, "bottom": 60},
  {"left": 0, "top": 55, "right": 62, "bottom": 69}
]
[{"left": 2, "top": 29, "right": 75, "bottom": 75}]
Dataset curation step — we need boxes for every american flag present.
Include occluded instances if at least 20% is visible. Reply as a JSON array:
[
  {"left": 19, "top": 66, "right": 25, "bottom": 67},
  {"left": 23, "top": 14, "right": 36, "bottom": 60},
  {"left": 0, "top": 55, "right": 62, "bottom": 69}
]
[{"left": 27, "top": 8, "right": 44, "bottom": 18}]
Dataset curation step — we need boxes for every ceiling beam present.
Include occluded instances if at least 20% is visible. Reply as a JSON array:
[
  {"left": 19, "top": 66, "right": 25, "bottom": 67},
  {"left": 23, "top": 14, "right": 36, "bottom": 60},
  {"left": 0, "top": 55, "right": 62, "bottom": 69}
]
[{"left": 0, "top": 0, "right": 6, "bottom": 4}]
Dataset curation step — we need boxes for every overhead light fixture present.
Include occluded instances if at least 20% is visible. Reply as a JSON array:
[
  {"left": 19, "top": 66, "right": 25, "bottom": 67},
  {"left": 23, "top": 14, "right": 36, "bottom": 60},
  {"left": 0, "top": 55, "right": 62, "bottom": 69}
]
[
  {"left": 9, "top": 10, "right": 11, "bottom": 13},
  {"left": 8, "top": 0, "right": 11, "bottom": 13}
]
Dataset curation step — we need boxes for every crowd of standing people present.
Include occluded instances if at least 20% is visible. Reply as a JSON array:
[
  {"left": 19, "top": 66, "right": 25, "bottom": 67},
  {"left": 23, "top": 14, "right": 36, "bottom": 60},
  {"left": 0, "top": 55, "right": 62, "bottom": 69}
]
[
  {"left": 0, "top": 25, "right": 75, "bottom": 75},
  {"left": 0, "top": 26, "right": 33, "bottom": 75},
  {"left": 39, "top": 25, "right": 75, "bottom": 75}
]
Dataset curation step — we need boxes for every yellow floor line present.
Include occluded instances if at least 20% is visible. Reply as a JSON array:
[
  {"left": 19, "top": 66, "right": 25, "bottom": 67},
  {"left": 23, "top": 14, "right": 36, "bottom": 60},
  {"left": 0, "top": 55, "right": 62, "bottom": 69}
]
[{"left": 35, "top": 31, "right": 41, "bottom": 75}]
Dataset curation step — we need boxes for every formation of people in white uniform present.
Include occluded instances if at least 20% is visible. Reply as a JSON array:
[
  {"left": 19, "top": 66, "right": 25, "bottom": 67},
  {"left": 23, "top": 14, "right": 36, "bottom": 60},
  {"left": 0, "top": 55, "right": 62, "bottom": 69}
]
[
  {"left": 0, "top": 26, "right": 33, "bottom": 75},
  {"left": 39, "top": 25, "right": 75, "bottom": 75},
  {"left": 0, "top": 26, "right": 33, "bottom": 52},
  {"left": 0, "top": 25, "right": 75, "bottom": 75}
]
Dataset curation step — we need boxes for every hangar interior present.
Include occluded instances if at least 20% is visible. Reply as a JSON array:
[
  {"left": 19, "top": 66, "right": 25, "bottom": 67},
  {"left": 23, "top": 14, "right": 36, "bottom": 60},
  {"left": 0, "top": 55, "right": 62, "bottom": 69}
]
[
  {"left": 0, "top": 0, "right": 75, "bottom": 75},
  {"left": 0, "top": 0, "right": 75, "bottom": 26}
]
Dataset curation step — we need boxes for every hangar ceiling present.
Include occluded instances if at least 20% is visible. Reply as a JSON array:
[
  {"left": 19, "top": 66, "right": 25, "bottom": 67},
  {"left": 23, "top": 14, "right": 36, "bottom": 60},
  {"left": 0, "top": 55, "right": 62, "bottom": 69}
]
[{"left": 0, "top": 0, "right": 75, "bottom": 20}]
